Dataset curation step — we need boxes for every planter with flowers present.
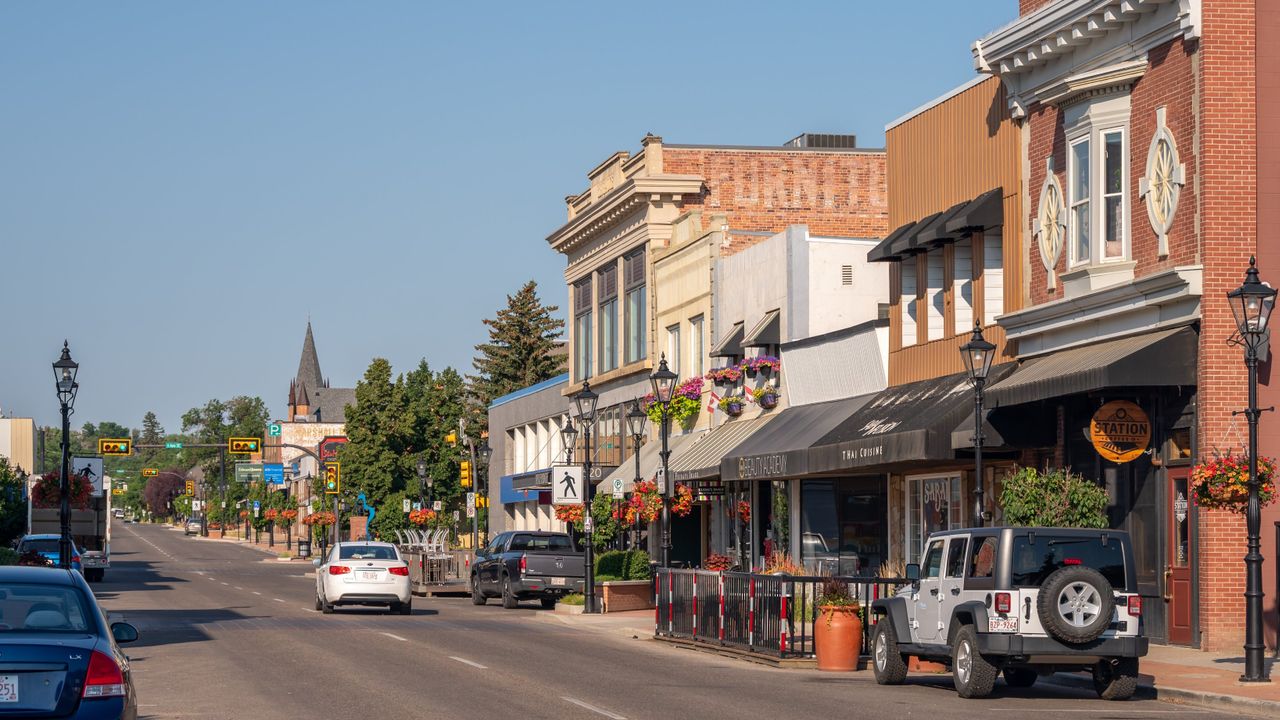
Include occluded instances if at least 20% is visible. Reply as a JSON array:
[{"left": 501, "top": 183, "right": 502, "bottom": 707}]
[
  {"left": 742, "top": 356, "right": 781, "bottom": 379},
  {"left": 644, "top": 376, "right": 705, "bottom": 429},
  {"left": 751, "top": 384, "right": 781, "bottom": 411},
  {"left": 703, "top": 553, "right": 733, "bottom": 572},
  {"left": 719, "top": 394, "right": 746, "bottom": 418},
  {"left": 408, "top": 508, "right": 437, "bottom": 526},
  {"left": 1191, "top": 452, "right": 1277, "bottom": 513},
  {"left": 813, "top": 577, "right": 862, "bottom": 671}
]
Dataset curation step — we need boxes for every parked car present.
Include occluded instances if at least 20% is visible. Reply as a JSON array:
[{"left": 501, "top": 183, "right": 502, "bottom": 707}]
[
  {"left": 183, "top": 519, "right": 201, "bottom": 536},
  {"left": 313, "top": 541, "right": 412, "bottom": 615},
  {"left": 0, "top": 565, "right": 139, "bottom": 718},
  {"left": 471, "top": 531, "right": 584, "bottom": 609},
  {"left": 17, "top": 535, "right": 83, "bottom": 574},
  {"left": 870, "top": 527, "right": 1147, "bottom": 700},
  {"left": 112, "top": 509, "right": 125, "bottom": 520}
]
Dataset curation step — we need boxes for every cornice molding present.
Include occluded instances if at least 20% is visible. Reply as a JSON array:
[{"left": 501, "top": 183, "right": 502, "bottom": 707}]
[{"left": 546, "top": 175, "right": 704, "bottom": 256}]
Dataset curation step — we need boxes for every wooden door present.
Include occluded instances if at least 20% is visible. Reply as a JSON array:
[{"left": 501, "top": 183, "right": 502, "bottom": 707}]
[{"left": 1166, "top": 468, "right": 1193, "bottom": 645}]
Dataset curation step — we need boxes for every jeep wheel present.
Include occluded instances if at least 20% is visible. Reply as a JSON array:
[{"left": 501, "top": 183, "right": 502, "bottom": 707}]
[
  {"left": 1002, "top": 667, "right": 1037, "bottom": 688},
  {"left": 1037, "top": 566, "right": 1115, "bottom": 644},
  {"left": 871, "top": 621, "right": 908, "bottom": 685},
  {"left": 952, "top": 626, "right": 998, "bottom": 698},
  {"left": 1093, "top": 658, "right": 1138, "bottom": 700}
]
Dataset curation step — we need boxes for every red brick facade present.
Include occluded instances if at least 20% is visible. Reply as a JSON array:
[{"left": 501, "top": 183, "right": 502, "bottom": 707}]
[
  {"left": 1020, "top": 0, "right": 1056, "bottom": 15},
  {"left": 662, "top": 147, "right": 888, "bottom": 247}
]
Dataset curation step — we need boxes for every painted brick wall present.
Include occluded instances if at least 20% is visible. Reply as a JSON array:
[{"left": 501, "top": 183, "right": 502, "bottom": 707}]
[
  {"left": 1020, "top": 0, "right": 1056, "bottom": 15},
  {"left": 662, "top": 148, "right": 888, "bottom": 249},
  {"left": 1196, "top": 0, "right": 1261, "bottom": 653}
]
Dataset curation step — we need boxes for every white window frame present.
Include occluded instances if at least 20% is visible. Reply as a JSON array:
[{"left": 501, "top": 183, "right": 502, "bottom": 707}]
[
  {"left": 1064, "top": 92, "right": 1132, "bottom": 270},
  {"left": 666, "top": 324, "right": 681, "bottom": 376},
  {"left": 1068, "top": 136, "right": 1092, "bottom": 267},
  {"left": 1099, "top": 127, "right": 1128, "bottom": 262},
  {"left": 690, "top": 315, "right": 705, "bottom": 378}
]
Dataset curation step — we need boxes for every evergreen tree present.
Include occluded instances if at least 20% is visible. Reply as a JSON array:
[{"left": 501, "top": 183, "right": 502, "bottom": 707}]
[
  {"left": 337, "top": 359, "right": 408, "bottom": 538},
  {"left": 470, "top": 280, "right": 566, "bottom": 415},
  {"left": 140, "top": 412, "right": 164, "bottom": 445}
]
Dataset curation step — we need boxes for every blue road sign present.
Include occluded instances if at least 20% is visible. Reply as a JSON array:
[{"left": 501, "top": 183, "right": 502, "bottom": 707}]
[{"left": 263, "top": 463, "right": 285, "bottom": 485}]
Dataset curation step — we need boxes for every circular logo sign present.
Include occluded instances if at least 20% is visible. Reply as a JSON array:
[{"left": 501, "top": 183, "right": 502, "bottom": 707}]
[{"left": 1090, "top": 400, "right": 1152, "bottom": 463}]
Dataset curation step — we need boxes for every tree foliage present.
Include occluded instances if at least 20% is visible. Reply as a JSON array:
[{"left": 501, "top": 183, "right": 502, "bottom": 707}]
[
  {"left": 181, "top": 396, "right": 269, "bottom": 492},
  {"left": 1000, "top": 467, "right": 1109, "bottom": 529},
  {"left": 469, "top": 280, "right": 566, "bottom": 422},
  {"left": 0, "top": 457, "right": 28, "bottom": 545},
  {"left": 143, "top": 468, "right": 186, "bottom": 519}
]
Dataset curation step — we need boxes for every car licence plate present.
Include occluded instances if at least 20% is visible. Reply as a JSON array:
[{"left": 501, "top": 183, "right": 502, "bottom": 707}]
[
  {"left": 360, "top": 571, "right": 380, "bottom": 581},
  {"left": 988, "top": 617, "right": 1018, "bottom": 632},
  {"left": 0, "top": 675, "right": 17, "bottom": 703},
  {"left": 550, "top": 577, "right": 566, "bottom": 586}
]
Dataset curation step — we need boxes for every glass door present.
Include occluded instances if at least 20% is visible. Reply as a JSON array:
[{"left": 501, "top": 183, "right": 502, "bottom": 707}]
[{"left": 1166, "top": 467, "right": 1193, "bottom": 645}]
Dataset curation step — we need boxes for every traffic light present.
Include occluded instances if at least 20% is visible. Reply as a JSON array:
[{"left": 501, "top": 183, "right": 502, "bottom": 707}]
[
  {"left": 142, "top": 468, "right": 158, "bottom": 478},
  {"left": 184, "top": 480, "right": 195, "bottom": 496},
  {"left": 99, "top": 438, "right": 132, "bottom": 456},
  {"left": 445, "top": 431, "right": 457, "bottom": 447},
  {"left": 460, "top": 460, "right": 471, "bottom": 488},
  {"left": 476, "top": 495, "right": 488, "bottom": 509},
  {"left": 324, "top": 463, "right": 340, "bottom": 494},
  {"left": 227, "top": 437, "right": 261, "bottom": 454}
]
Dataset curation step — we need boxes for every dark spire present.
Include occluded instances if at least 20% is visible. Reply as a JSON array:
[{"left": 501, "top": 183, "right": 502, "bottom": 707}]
[
  {"left": 288, "top": 380, "right": 296, "bottom": 407},
  {"left": 296, "top": 322, "right": 324, "bottom": 396},
  {"left": 295, "top": 380, "right": 310, "bottom": 408}
]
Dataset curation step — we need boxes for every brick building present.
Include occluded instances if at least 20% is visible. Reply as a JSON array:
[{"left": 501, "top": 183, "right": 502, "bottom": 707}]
[{"left": 972, "top": 0, "right": 1280, "bottom": 652}]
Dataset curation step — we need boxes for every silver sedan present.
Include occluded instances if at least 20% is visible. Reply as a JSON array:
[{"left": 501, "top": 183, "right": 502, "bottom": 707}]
[{"left": 314, "top": 541, "right": 413, "bottom": 615}]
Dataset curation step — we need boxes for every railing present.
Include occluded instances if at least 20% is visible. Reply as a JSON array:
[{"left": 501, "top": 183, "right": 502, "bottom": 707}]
[
  {"left": 401, "top": 549, "right": 471, "bottom": 590},
  {"left": 654, "top": 568, "right": 909, "bottom": 658}
]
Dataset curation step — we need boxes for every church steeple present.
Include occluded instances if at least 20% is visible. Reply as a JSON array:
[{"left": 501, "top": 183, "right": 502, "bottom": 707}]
[{"left": 296, "top": 322, "right": 324, "bottom": 395}]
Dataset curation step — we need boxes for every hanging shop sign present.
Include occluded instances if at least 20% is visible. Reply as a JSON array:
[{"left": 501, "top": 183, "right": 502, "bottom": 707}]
[{"left": 1090, "top": 400, "right": 1152, "bottom": 464}]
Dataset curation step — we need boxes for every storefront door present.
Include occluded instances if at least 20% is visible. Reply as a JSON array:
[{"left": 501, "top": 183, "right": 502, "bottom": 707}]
[{"left": 1166, "top": 467, "right": 1193, "bottom": 645}]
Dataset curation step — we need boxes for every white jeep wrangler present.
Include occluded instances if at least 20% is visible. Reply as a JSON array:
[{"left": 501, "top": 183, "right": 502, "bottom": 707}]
[{"left": 870, "top": 527, "right": 1147, "bottom": 700}]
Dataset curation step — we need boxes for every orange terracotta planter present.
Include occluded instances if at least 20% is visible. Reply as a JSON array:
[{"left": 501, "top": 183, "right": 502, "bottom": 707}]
[{"left": 815, "top": 605, "right": 863, "bottom": 671}]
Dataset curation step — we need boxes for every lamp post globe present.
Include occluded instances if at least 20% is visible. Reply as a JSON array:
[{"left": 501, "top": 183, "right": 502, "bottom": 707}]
[
  {"left": 560, "top": 417, "right": 577, "bottom": 464},
  {"left": 960, "top": 324, "right": 996, "bottom": 528},
  {"left": 1227, "top": 257, "right": 1276, "bottom": 684},
  {"left": 649, "top": 355, "right": 679, "bottom": 568},
  {"left": 52, "top": 341, "right": 79, "bottom": 570}
]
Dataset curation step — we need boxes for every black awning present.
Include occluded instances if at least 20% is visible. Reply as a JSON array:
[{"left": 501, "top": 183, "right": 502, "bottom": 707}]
[
  {"left": 720, "top": 394, "right": 875, "bottom": 480},
  {"left": 743, "top": 310, "right": 781, "bottom": 348},
  {"left": 511, "top": 469, "right": 552, "bottom": 491},
  {"left": 711, "top": 322, "right": 746, "bottom": 358},
  {"left": 946, "top": 187, "right": 1003, "bottom": 233},
  {"left": 909, "top": 201, "right": 969, "bottom": 250},
  {"left": 807, "top": 364, "right": 1016, "bottom": 473},
  {"left": 986, "top": 327, "right": 1197, "bottom": 407},
  {"left": 868, "top": 221, "right": 919, "bottom": 263}
]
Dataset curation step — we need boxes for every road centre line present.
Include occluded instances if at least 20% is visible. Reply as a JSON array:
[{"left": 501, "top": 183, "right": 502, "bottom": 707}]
[
  {"left": 989, "top": 710, "right": 1187, "bottom": 714},
  {"left": 562, "top": 697, "right": 627, "bottom": 719},
  {"left": 380, "top": 632, "right": 409, "bottom": 642},
  {"left": 273, "top": 598, "right": 285, "bottom": 603},
  {"left": 448, "top": 656, "right": 487, "bottom": 669},
  {"left": 252, "top": 591, "right": 261, "bottom": 595}
]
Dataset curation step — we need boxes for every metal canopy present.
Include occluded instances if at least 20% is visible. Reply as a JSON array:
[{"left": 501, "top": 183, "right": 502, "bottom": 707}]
[
  {"left": 710, "top": 322, "right": 746, "bottom": 358},
  {"left": 719, "top": 394, "right": 877, "bottom": 481},
  {"left": 743, "top": 310, "right": 781, "bottom": 348}
]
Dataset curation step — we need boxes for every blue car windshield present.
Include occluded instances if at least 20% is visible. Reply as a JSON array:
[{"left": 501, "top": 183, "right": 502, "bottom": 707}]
[
  {"left": 18, "top": 539, "right": 71, "bottom": 555},
  {"left": 0, "top": 583, "right": 94, "bottom": 633}
]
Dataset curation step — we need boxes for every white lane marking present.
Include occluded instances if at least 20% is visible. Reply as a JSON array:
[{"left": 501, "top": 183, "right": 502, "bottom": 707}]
[
  {"left": 380, "top": 632, "right": 409, "bottom": 642},
  {"left": 448, "top": 656, "right": 487, "bottom": 669},
  {"left": 273, "top": 598, "right": 285, "bottom": 603},
  {"left": 234, "top": 586, "right": 243, "bottom": 590},
  {"left": 562, "top": 697, "right": 627, "bottom": 720},
  {"left": 221, "top": 582, "right": 229, "bottom": 586},
  {"left": 252, "top": 591, "right": 261, "bottom": 595},
  {"left": 989, "top": 711, "right": 1186, "bottom": 715}
]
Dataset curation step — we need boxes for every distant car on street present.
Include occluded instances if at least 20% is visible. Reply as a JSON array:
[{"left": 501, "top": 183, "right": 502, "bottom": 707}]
[
  {"left": 17, "top": 534, "right": 83, "bottom": 574},
  {"left": 183, "top": 519, "right": 201, "bottom": 536},
  {"left": 112, "top": 509, "right": 125, "bottom": 519},
  {"left": 470, "top": 531, "right": 584, "bottom": 609},
  {"left": 0, "top": 565, "right": 140, "bottom": 718},
  {"left": 314, "top": 542, "right": 412, "bottom": 615}
]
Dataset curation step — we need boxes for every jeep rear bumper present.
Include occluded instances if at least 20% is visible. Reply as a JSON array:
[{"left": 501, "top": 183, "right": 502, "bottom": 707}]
[{"left": 978, "top": 633, "right": 1148, "bottom": 658}]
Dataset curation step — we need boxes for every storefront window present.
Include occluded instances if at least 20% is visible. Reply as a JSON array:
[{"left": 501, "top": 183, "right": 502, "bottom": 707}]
[
  {"left": 801, "top": 477, "right": 887, "bottom": 575},
  {"left": 906, "top": 475, "right": 962, "bottom": 564}
]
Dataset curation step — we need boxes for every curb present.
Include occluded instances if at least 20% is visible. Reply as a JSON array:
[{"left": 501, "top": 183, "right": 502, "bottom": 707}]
[{"left": 1042, "top": 672, "right": 1280, "bottom": 717}]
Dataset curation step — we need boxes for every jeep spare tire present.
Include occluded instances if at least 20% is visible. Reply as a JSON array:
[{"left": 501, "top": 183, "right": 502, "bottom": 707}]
[{"left": 1037, "top": 566, "right": 1115, "bottom": 644}]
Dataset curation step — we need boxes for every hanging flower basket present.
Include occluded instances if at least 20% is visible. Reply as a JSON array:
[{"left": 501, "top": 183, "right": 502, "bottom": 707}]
[
  {"left": 1190, "top": 453, "right": 1277, "bottom": 513},
  {"left": 643, "top": 377, "right": 705, "bottom": 426},
  {"left": 31, "top": 471, "right": 93, "bottom": 510},
  {"left": 554, "top": 504, "right": 584, "bottom": 525},
  {"left": 751, "top": 385, "right": 781, "bottom": 410},
  {"left": 408, "top": 508, "right": 437, "bottom": 526},
  {"left": 303, "top": 511, "right": 335, "bottom": 526},
  {"left": 280, "top": 509, "right": 298, "bottom": 526},
  {"left": 622, "top": 480, "right": 663, "bottom": 525},
  {"left": 719, "top": 395, "right": 745, "bottom": 417},
  {"left": 238, "top": 510, "right": 250, "bottom": 519},
  {"left": 735, "top": 500, "right": 751, "bottom": 525},
  {"left": 671, "top": 484, "right": 694, "bottom": 517},
  {"left": 263, "top": 508, "right": 279, "bottom": 522}
]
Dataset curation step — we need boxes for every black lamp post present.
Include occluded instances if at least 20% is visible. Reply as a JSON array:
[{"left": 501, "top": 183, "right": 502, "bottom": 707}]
[
  {"left": 960, "top": 323, "right": 996, "bottom": 528},
  {"left": 52, "top": 342, "right": 79, "bottom": 570},
  {"left": 476, "top": 442, "right": 492, "bottom": 545},
  {"left": 625, "top": 399, "right": 648, "bottom": 552},
  {"left": 650, "top": 355, "right": 679, "bottom": 568},
  {"left": 415, "top": 458, "right": 432, "bottom": 505},
  {"left": 573, "top": 381, "right": 600, "bottom": 613},
  {"left": 1227, "top": 256, "right": 1277, "bottom": 683}
]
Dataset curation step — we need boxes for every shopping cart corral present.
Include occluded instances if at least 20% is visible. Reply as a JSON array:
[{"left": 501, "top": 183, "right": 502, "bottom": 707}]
[{"left": 396, "top": 530, "right": 472, "bottom": 596}]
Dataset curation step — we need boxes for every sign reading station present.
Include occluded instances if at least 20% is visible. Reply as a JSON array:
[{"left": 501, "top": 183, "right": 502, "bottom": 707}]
[{"left": 1090, "top": 400, "right": 1152, "bottom": 464}]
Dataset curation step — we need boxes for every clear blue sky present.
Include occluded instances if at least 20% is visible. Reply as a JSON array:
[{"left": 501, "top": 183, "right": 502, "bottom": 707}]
[{"left": 0, "top": 1, "right": 1015, "bottom": 432}]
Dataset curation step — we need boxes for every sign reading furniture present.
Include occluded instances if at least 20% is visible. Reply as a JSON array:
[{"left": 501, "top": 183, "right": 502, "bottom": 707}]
[{"left": 1089, "top": 400, "right": 1151, "bottom": 464}]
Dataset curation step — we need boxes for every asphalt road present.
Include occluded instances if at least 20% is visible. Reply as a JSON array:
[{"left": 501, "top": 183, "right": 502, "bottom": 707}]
[{"left": 96, "top": 523, "right": 1230, "bottom": 720}]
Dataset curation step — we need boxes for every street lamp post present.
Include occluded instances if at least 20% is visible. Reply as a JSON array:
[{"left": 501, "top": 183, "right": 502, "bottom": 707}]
[
  {"left": 625, "top": 400, "right": 648, "bottom": 553},
  {"left": 573, "top": 381, "right": 600, "bottom": 614},
  {"left": 1227, "top": 256, "right": 1277, "bottom": 684},
  {"left": 476, "top": 443, "right": 492, "bottom": 546},
  {"left": 52, "top": 342, "right": 80, "bottom": 570},
  {"left": 960, "top": 324, "right": 996, "bottom": 528},
  {"left": 415, "top": 458, "right": 432, "bottom": 506},
  {"left": 650, "top": 355, "right": 678, "bottom": 568}
]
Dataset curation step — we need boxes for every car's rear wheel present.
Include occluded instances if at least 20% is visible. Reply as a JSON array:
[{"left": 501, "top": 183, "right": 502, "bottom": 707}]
[
  {"left": 1093, "top": 658, "right": 1138, "bottom": 700},
  {"left": 315, "top": 594, "right": 323, "bottom": 611},
  {"left": 952, "top": 626, "right": 998, "bottom": 699},
  {"left": 501, "top": 575, "right": 519, "bottom": 609},
  {"left": 471, "top": 575, "right": 486, "bottom": 605},
  {"left": 540, "top": 597, "right": 557, "bottom": 610},
  {"left": 321, "top": 593, "right": 335, "bottom": 614},
  {"left": 1003, "top": 667, "right": 1038, "bottom": 688},
  {"left": 871, "top": 621, "right": 908, "bottom": 685},
  {"left": 393, "top": 600, "right": 412, "bottom": 615}
]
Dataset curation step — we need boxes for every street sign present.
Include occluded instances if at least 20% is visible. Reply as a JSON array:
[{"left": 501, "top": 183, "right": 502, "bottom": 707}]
[
  {"left": 268, "top": 422, "right": 282, "bottom": 437},
  {"left": 452, "top": 510, "right": 459, "bottom": 521},
  {"left": 99, "top": 438, "right": 131, "bottom": 456},
  {"left": 466, "top": 492, "right": 476, "bottom": 509},
  {"left": 402, "top": 498, "right": 411, "bottom": 513},
  {"left": 433, "top": 500, "right": 442, "bottom": 512},
  {"left": 228, "top": 437, "right": 261, "bottom": 454},
  {"left": 253, "top": 500, "right": 260, "bottom": 517},
  {"left": 165, "top": 441, "right": 183, "bottom": 450},
  {"left": 142, "top": 468, "right": 158, "bottom": 478},
  {"left": 611, "top": 477, "right": 624, "bottom": 499},
  {"left": 466, "top": 505, "right": 476, "bottom": 519},
  {"left": 193, "top": 499, "right": 202, "bottom": 512},
  {"left": 263, "top": 463, "right": 284, "bottom": 485},
  {"left": 552, "top": 465, "right": 584, "bottom": 505},
  {"left": 235, "top": 463, "right": 264, "bottom": 484},
  {"left": 72, "top": 456, "right": 105, "bottom": 496},
  {"left": 656, "top": 466, "right": 668, "bottom": 494},
  {"left": 584, "top": 515, "right": 593, "bottom": 532},
  {"left": 412, "top": 501, "right": 422, "bottom": 511}
]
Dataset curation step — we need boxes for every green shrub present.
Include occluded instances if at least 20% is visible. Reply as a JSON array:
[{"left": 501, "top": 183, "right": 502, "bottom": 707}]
[
  {"left": 625, "top": 550, "right": 652, "bottom": 580},
  {"left": 1000, "top": 466, "right": 1109, "bottom": 528},
  {"left": 593, "top": 549, "right": 651, "bottom": 581},
  {"left": 561, "top": 593, "right": 585, "bottom": 606},
  {"left": 0, "top": 547, "right": 18, "bottom": 566}
]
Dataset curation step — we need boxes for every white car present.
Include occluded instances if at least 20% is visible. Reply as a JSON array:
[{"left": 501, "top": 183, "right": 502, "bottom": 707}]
[{"left": 314, "top": 541, "right": 412, "bottom": 615}]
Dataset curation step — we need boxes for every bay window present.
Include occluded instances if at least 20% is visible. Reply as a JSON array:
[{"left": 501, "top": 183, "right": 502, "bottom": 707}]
[{"left": 1102, "top": 130, "right": 1125, "bottom": 259}]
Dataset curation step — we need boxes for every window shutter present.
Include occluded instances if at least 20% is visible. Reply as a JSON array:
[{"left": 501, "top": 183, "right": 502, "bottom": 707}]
[
  {"left": 574, "top": 277, "right": 592, "bottom": 314},
  {"left": 624, "top": 249, "right": 646, "bottom": 289}
]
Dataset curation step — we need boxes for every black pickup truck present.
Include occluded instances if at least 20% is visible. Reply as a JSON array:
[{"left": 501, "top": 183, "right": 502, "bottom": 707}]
[{"left": 470, "top": 531, "right": 585, "bottom": 609}]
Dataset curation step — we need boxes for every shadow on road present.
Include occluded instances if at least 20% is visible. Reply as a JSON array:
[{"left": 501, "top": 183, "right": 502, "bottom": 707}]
[{"left": 103, "top": 607, "right": 271, "bottom": 648}]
